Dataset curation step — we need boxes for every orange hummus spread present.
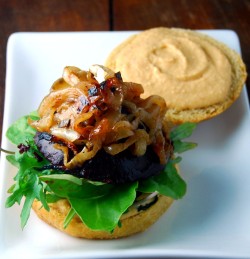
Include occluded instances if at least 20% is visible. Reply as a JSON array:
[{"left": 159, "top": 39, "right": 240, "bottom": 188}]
[{"left": 105, "top": 28, "right": 232, "bottom": 110}]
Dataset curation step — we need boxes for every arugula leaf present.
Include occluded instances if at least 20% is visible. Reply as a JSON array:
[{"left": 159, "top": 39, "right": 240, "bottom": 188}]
[
  {"left": 138, "top": 123, "right": 197, "bottom": 199},
  {"left": 40, "top": 174, "right": 83, "bottom": 187},
  {"left": 63, "top": 208, "right": 76, "bottom": 229},
  {"left": 45, "top": 193, "right": 62, "bottom": 203},
  {"left": 6, "top": 115, "right": 38, "bottom": 145},
  {"left": 6, "top": 154, "right": 20, "bottom": 167},
  {"left": 138, "top": 123, "right": 196, "bottom": 199},
  {"left": 68, "top": 182, "right": 138, "bottom": 231},
  {"left": 40, "top": 174, "right": 112, "bottom": 199},
  {"left": 170, "top": 122, "right": 196, "bottom": 141},
  {"left": 19, "top": 173, "right": 39, "bottom": 229},
  {"left": 173, "top": 140, "right": 197, "bottom": 153},
  {"left": 5, "top": 187, "right": 23, "bottom": 207},
  {"left": 170, "top": 122, "right": 197, "bottom": 154},
  {"left": 5, "top": 113, "right": 51, "bottom": 228},
  {"left": 42, "top": 174, "right": 138, "bottom": 231},
  {"left": 138, "top": 158, "right": 186, "bottom": 199},
  {"left": 28, "top": 110, "right": 39, "bottom": 119},
  {"left": 5, "top": 150, "right": 50, "bottom": 229}
]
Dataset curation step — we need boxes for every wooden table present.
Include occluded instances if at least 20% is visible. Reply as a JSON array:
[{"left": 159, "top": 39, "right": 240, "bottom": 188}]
[{"left": 0, "top": 0, "right": 249, "bottom": 145}]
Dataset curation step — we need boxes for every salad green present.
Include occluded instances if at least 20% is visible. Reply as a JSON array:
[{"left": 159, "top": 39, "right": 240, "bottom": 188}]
[{"left": 5, "top": 113, "right": 196, "bottom": 232}]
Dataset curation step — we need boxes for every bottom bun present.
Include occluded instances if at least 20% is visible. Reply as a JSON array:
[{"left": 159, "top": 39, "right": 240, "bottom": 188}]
[{"left": 32, "top": 195, "right": 173, "bottom": 239}]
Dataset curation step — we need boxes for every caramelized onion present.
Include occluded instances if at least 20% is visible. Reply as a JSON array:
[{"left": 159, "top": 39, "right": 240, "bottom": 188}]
[
  {"left": 50, "top": 127, "right": 80, "bottom": 142},
  {"left": 30, "top": 65, "right": 170, "bottom": 169},
  {"left": 104, "top": 130, "right": 149, "bottom": 156}
]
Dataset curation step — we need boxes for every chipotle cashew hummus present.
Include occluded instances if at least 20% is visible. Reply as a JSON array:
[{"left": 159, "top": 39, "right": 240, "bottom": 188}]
[{"left": 105, "top": 28, "right": 233, "bottom": 110}]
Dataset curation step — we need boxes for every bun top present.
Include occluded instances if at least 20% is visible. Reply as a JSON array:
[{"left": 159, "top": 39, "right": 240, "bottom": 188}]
[{"left": 105, "top": 27, "right": 247, "bottom": 124}]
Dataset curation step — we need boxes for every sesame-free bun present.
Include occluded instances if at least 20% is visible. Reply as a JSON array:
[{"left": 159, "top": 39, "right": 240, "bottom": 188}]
[
  {"left": 105, "top": 27, "right": 247, "bottom": 124},
  {"left": 32, "top": 195, "right": 173, "bottom": 239}
]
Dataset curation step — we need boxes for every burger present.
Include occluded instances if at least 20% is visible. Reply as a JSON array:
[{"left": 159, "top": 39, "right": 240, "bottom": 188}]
[{"left": 4, "top": 65, "right": 196, "bottom": 239}]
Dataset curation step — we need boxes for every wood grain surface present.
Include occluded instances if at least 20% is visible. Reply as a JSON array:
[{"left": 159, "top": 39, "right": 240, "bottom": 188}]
[{"left": 0, "top": 0, "right": 249, "bottom": 145}]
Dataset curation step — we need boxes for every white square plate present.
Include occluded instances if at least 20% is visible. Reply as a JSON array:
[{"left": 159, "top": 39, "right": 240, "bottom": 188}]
[{"left": 0, "top": 30, "right": 250, "bottom": 259}]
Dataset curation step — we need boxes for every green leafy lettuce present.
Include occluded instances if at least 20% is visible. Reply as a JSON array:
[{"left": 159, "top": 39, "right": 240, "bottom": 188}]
[{"left": 5, "top": 114, "right": 196, "bottom": 232}]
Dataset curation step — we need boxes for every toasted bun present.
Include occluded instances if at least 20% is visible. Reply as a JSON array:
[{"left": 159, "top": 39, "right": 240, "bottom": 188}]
[
  {"left": 32, "top": 195, "right": 173, "bottom": 239},
  {"left": 105, "top": 27, "right": 247, "bottom": 124}
]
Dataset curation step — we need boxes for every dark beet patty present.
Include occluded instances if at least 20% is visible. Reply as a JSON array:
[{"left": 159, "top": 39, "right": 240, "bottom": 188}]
[{"left": 35, "top": 131, "right": 166, "bottom": 184}]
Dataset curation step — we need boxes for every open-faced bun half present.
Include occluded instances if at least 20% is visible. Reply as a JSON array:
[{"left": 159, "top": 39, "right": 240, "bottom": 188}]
[{"left": 105, "top": 27, "right": 247, "bottom": 124}]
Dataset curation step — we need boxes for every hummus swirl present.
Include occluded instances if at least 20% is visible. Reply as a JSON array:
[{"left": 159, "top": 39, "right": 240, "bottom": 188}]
[{"left": 106, "top": 28, "right": 233, "bottom": 110}]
